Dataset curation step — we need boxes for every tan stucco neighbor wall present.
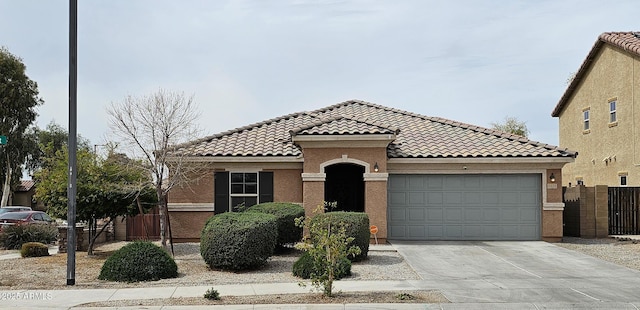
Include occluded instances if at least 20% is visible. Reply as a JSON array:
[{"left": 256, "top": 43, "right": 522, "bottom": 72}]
[{"left": 557, "top": 44, "right": 640, "bottom": 186}]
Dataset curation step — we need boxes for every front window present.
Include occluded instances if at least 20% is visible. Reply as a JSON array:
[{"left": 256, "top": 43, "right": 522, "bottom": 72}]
[
  {"left": 620, "top": 175, "right": 628, "bottom": 186},
  {"left": 583, "top": 110, "right": 590, "bottom": 131},
  {"left": 230, "top": 172, "right": 258, "bottom": 211},
  {"left": 609, "top": 100, "right": 617, "bottom": 123}
]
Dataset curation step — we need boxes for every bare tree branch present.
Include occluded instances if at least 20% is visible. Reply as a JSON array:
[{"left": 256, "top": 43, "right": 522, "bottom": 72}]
[{"left": 107, "top": 89, "right": 206, "bottom": 246}]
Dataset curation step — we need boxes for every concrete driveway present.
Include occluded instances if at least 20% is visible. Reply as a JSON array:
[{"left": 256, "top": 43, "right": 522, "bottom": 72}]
[{"left": 391, "top": 241, "right": 640, "bottom": 308}]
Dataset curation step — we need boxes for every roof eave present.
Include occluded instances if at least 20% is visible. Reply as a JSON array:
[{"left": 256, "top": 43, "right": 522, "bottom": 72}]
[{"left": 551, "top": 39, "right": 605, "bottom": 117}]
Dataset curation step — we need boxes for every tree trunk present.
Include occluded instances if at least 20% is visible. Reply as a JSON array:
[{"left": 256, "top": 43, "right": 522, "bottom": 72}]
[
  {"left": 1, "top": 155, "right": 12, "bottom": 208},
  {"left": 88, "top": 218, "right": 113, "bottom": 256},
  {"left": 158, "top": 189, "right": 167, "bottom": 247}
]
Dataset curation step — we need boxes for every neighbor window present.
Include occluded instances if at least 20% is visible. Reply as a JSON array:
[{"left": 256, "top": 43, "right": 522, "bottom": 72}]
[
  {"left": 583, "top": 109, "right": 590, "bottom": 131},
  {"left": 609, "top": 99, "right": 617, "bottom": 123},
  {"left": 619, "top": 172, "right": 628, "bottom": 186},
  {"left": 620, "top": 175, "right": 628, "bottom": 186}
]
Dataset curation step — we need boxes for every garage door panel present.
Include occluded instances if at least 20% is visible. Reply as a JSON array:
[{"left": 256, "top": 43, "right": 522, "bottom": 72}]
[
  {"left": 482, "top": 192, "right": 499, "bottom": 204},
  {"left": 465, "top": 208, "right": 482, "bottom": 221},
  {"left": 426, "top": 208, "right": 443, "bottom": 221},
  {"left": 408, "top": 208, "right": 425, "bottom": 221},
  {"left": 408, "top": 192, "right": 425, "bottom": 205},
  {"left": 389, "top": 192, "right": 407, "bottom": 205},
  {"left": 483, "top": 208, "right": 500, "bottom": 221},
  {"left": 445, "top": 208, "right": 463, "bottom": 221},
  {"left": 445, "top": 225, "right": 463, "bottom": 238},
  {"left": 444, "top": 192, "right": 463, "bottom": 204},
  {"left": 388, "top": 174, "right": 541, "bottom": 241},
  {"left": 408, "top": 176, "right": 424, "bottom": 189},
  {"left": 407, "top": 226, "right": 425, "bottom": 238},
  {"left": 427, "top": 225, "right": 443, "bottom": 238},
  {"left": 520, "top": 192, "right": 540, "bottom": 204},
  {"left": 389, "top": 209, "right": 406, "bottom": 221},
  {"left": 428, "top": 192, "right": 443, "bottom": 204},
  {"left": 465, "top": 192, "right": 482, "bottom": 204}
]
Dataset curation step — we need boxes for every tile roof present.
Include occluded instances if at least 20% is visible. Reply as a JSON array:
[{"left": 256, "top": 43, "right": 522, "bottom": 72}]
[
  {"left": 552, "top": 31, "right": 640, "bottom": 117},
  {"left": 291, "top": 115, "right": 399, "bottom": 136},
  {"left": 16, "top": 180, "right": 34, "bottom": 192},
  {"left": 173, "top": 100, "right": 575, "bottom": 159}
]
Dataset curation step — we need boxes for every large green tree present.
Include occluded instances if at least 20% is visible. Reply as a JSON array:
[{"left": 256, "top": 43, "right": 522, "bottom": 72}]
[
  {"left": 35, "top": 146, "right": 157, "bottom": 255},
  {"left": 0, "top": 47, "right": 43, "bottom": 207}
]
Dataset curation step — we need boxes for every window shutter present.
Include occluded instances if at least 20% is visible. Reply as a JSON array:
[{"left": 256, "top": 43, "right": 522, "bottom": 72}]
[
  {"left": 259, "top": 171, "right": 274, "bottom": 203},
  {"left": 214, "top": 171, "right": 229, "bottom": 214}
]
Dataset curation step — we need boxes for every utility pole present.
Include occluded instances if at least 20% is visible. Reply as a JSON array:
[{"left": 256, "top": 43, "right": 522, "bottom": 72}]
[{"left": 67, "top": 0, "right": 78, "bottom": 286}]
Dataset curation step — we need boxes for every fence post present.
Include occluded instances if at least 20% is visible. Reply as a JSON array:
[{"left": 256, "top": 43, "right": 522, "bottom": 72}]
[{"left": 594, "top": 185, "right": 609, "bottom": 238}]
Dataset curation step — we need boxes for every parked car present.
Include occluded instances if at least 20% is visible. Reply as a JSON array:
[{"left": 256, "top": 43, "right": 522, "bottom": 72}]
[
  {"left": 0, "top": 211, "right": 53, "bottom": 230},
  {"left": 0, "top": 206, "right": 32, "bottom": 215}
]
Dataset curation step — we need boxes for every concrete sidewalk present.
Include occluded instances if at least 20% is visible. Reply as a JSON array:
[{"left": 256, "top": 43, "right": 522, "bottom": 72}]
[
  {"left": 3, "top": 279, "right": 640, "bottom": 309},
  {"left": 2, "top": 241, "right": 640, "bottom": 309}
]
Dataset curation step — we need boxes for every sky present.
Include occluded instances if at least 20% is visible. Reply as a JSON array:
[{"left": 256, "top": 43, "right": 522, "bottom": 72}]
[{"left": 0, "top": 0, "right": 638, "bottom": 148}]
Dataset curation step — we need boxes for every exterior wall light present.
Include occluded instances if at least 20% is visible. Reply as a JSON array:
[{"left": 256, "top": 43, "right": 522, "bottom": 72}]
[
  {"left": 550, "top": 173, "right": 556, "bottom": 183},
  {"left": 374, "top": 162, "right": 379, "bottom": 172}
]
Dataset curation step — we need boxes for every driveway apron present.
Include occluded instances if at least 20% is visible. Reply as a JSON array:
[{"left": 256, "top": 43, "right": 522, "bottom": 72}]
[{"left": 391, "top": 241, "right": 640, "bottom": 305}]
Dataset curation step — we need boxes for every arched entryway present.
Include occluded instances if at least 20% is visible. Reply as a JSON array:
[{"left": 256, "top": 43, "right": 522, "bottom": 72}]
[{"left": 324, "top": 163, "right": 365, "bottom": 212}]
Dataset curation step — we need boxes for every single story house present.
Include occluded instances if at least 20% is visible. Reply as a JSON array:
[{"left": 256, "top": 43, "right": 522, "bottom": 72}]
[{"left": 167, "top": 100, "right": 575, "bottom": 242}]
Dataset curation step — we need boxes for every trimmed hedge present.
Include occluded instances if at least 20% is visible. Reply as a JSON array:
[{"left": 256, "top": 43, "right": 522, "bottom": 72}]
[
  {"left": 245, "top": 202, "right": 305, "bottom": 246},
  {"left": 0, "top": 224, "right": 58, "bottom": 250},
  {"left": 200, "top": 212, "right": 278, "bottom": 271},
  {"left": 20, "top": 242, "right": 49, "bottom": 258},
  {"left": 292, "top": 251, "right": 351, "bottom": 279},
  {"left": 310, "top": 212, "right": 370, "bottom": 262},
  {"left": 98, "top": 241, "right": 178, "bottom": 282}
]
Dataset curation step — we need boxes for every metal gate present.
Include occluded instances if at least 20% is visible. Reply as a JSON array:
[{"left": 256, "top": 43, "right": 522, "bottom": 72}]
[{"left": 609, "top": 187, "right": 640, "bottom": 235}]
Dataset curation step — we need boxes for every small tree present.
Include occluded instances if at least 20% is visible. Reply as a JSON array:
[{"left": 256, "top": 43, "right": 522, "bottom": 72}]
[
  {"left": 34, "top": 147, "right": 157, "bottom": 255},
  {"left": 490, "top": 116, "right": 530, "bottom": 137},
  {"left": 294, "top": 202, "right": 361, "bottom": 297},
  {"left": 107, "top": 89, "right": 205, "bottom": 249}
]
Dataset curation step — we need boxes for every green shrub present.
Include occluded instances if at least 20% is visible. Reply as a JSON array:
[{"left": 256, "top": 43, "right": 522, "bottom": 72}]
[
  {"left": 204, "top": 288, "right": 220, "bottom": 300},
  {"left": 0, "top": 224, "right": 58, "bottom": 250},
  {"left": 20, "top": 242, "right": 50, "bottom": 258},
  {"left": 310, "top": 212, "right": 369, "bottom": 261},
  {"left": 98, "top": 241, "right": 178, "bottom": 282},
  {"left": 200, "top": 212, "right": 278, "bottom": 271},
  {"left": 245, "top": 202, "right": 305, "bottom": 246},
  {"left": 292, "top": 251, "right": 351, "bottom": 280}
]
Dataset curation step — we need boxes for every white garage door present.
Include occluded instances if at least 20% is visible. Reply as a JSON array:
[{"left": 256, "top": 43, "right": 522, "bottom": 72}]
[{"left": 388, "top": 174, "right": 541, "bottom": 240}]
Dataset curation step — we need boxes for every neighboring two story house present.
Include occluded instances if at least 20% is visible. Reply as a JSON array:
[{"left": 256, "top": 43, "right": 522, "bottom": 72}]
[{"left": 552, "top": 32, "right": 640, "bottom": 187}]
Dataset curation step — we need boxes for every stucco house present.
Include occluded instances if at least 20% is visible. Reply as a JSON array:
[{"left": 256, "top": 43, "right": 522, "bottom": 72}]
[
  {"left": 552, "top": 31, "right": 640, "bottom": 187},
  {"left": 168, "top": 100, "right": 574, "bottom": 242}
]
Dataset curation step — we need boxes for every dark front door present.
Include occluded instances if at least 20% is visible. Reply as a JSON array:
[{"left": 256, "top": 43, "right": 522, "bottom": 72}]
[{"left": 324, "top": 163, "right": 365, "bottom": 212}]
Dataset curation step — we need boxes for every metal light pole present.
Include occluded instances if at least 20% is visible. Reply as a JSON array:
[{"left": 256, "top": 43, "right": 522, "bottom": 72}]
[{"left": 67, "top": 0, "right": 78, "bottom": 286}]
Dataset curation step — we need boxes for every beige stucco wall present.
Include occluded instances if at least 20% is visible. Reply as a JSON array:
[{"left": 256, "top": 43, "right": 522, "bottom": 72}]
[
  {"left": 167, "top": 166, "right": 303, "bottom": 241},
  {"left": 169, "top": 211, "right": 214, "bottom": 242},
  {"left": 274, "top": 169, "right": 303, "bottom": 203},
  {"left": 301, "top": 146, "right": 389, "bottom": 240},
  {"left": 557, "top": 44, "right": 640, "bottom": 186},
  {"left": 168, "top": 171, "right": 214, "bottom": 204}
]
